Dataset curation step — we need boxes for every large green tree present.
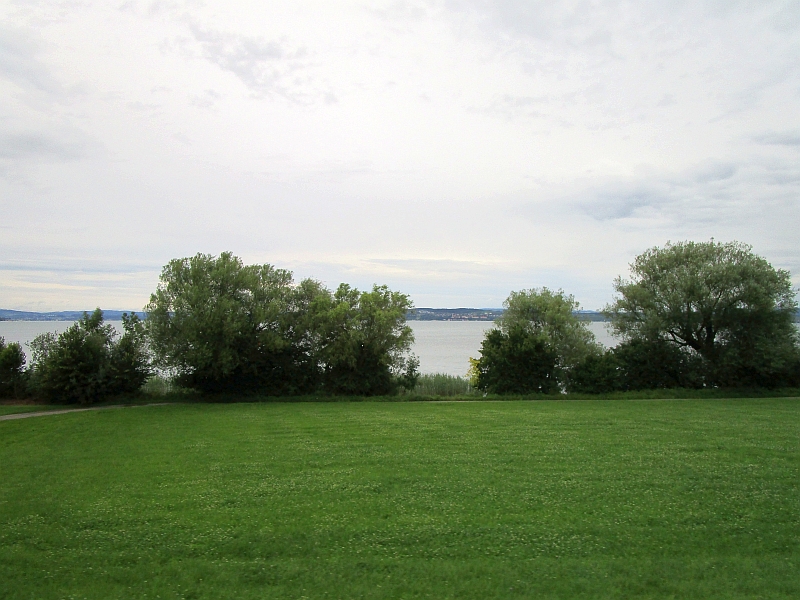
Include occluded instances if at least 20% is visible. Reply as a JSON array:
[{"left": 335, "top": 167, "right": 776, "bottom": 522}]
[
  {"left": 145, "top": 253, "right": 417, "bottom": 395},
  {"left": 472, "top": 287, "right": 599, "bottom": 393},
  {"left": 606, "top": 240, "right": 799, "bottom": 386},
  {"left": 499, "top": 288, "right": 600, "bottom": 374},
  {"left": 145, "top": 253, "right": 301, "bottom": 393},
  {"left": 317, "top": 284, "right": 417, "bottom": 395}
]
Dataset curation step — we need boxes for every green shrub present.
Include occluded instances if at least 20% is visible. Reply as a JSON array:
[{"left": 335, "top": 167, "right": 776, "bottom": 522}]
[
  {"left": 568, "top": 351, "right": 622, "bottom": 393},
  {"left": 28, "top": 309, "right": 151, "bottom": 404},
  {"left": 413, "top": 373, "right": 473, "bottom": 396},
  {"left": 472, "top": 327, "right": 559, "bottom": 394},
  {"left": 0, "top": 337, "right": 27, "bottom": 398}
]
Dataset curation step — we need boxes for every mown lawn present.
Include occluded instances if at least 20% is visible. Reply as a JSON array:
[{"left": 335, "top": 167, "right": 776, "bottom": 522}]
[{"left": 1, "top": 399, "right": 798, "bottom": 599}]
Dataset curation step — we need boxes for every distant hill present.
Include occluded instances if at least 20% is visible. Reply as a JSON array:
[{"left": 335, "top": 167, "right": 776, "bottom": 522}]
[
  {"left": 407, "top": 308, "right": 504, "bottom": 321},
  {"left": 408, "top": 309, "right": 610, "bottom": 322},
  {"left": 0, "top": 309, "right": 140, "bottom": 321}
]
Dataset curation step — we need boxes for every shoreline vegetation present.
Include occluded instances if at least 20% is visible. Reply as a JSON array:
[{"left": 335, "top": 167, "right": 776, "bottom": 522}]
[
  {"left": 4, "top": 308, "right": 799, "bottom": 323},
  {"left": 2, "top": 242, "right": 799, "bottom": 404},
  {"left": 2, "top": 373, "right": 799, "bottom": 414}
]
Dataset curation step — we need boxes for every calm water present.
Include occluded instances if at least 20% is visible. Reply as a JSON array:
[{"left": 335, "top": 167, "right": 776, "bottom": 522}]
[
  {"left": 0, "top": 321, "right": 124, "bottom": 352},
  {"left": 408, "top": 321, "right": 618, "bottom": 377},
  {"left": 0, "top": 320, "right": 619, "bottom": 377}
]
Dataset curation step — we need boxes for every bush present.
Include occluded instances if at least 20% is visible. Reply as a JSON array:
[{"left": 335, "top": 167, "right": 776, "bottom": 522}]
[
  {"left": 614, "top": 338, "right": 703, "bottom": 390},
  {"left": 28, "top": 309, "right": 151, "bottom": 404},
  {"left": 569, "top": 339, "right": 703, "bottom": 394},
  {"left": 413, "top": 373, "right": 472, "bottom": 396},
  {"left": 568, "top": 351, "right": 622, "bottom": 394},
  {"left": 472, "top": 327, "right": 559, "bottom": 394},
  {"left": 0, "top": 337, "right": 27, "bottom": 398}
]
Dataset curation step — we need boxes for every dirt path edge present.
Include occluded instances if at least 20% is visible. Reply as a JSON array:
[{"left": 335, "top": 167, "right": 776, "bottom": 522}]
[{"left": 0, "top": 403, "right": 174, "bottom": 421}]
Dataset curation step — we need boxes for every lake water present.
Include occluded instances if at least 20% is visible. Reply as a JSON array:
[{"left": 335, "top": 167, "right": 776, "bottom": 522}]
[
  {"left": 408, "top": 321, "right": 618, "bottom": 377},
  {"left": 0, "top": 320, "right": 618, "bottom": 377}
]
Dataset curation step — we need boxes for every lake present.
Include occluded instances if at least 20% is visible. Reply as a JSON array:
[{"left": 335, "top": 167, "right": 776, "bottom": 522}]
[
  {"left": 0, "top": 320, "right": 618, "bottom": 378},
  {"left": 408, "top": 321, "right": 617, "bottom": 377}
]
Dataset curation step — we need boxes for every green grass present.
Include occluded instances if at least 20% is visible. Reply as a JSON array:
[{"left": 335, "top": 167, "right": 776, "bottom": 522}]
[{"left": 1, "top": 399, "right": 799, "bottom": 599}]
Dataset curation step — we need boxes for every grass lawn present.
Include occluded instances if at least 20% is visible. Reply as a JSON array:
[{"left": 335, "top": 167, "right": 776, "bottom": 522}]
[{"left": 1, "top": 399, "right": 798, "bottom": 599}]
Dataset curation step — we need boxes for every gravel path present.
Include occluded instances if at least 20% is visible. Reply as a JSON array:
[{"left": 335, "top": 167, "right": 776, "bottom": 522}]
[{"left": 0, "top": 403, "right": 173, "bottom": 421}]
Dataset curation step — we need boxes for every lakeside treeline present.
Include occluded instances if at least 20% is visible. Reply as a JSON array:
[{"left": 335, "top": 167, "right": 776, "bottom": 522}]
[{"left": 2, "top": 240, "right": 799, "bottom": 402}]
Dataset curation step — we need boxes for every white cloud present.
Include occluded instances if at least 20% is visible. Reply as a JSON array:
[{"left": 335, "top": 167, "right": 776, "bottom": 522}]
[{"left": 1, "top": 1, "right": 799, "bottom": 311}]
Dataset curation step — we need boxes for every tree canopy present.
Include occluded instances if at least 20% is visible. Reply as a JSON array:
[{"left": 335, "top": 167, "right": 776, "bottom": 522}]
[
  {"left": 472, "top": 287, "right": 599, "bottom": 393},
  {"left": 606, "top": 240, "right": 799, "bottom": 386},
  {"left": 499, "top": 288, "right": 600, "bottom": 374},
  {"left": 27, "top": 309, "right": 150, "bottom": 404},
  {"left": 145, "top": 253, "right": 299, "bottom": 393},
  {"left": 145, "top": 252, "right": 417, "bottom": 395}
]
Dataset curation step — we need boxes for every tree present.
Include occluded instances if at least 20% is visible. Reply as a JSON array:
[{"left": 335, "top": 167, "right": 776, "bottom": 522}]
[
  {"left": 28, "top": 309, "right": 151, "bottom": 404},
  {"left": 145, "top": 253, "right": 418, "bottom": 395},
  {"left": 472, "top": 287, "right": 600, "bottom": 393},
  {"left": 606, "top": 240, "right": 799, "bottom": 387},
  {"left": 107, "top": 313, "right": 152, "bottom": 395},
  {"left": 472, "top": 327, "right": 559, "bottom": 394},
  {"left": 145, "top": 252, "right": 301, "bottom": 393},
  {"left": 0, "top": 337, "right": 26, "bottom": 398},
  {"left": 318, "top": 284, "right": 417, "bottom": 395}
]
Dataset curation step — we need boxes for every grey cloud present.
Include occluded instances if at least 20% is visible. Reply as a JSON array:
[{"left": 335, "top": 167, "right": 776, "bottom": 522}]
[
  {"left": 0, "top": 131, "right": 91, "bottom": 161},
  {"left": 568, "top": 156, "right": 800, "bottom": 224},
  {"left": 688, "top": 162, "right": 737, "bottom": 184},
  {"left": 186, "top": 23, "right": 324, "bottom": 104},
  {"left": 447, "top": 0, "right": 626, "bottom": 52},
  {"left": 580, "top": 186, "right": 673, "bottom": 221},
  {"left": 189, "top": 89, "right": 221, "bottom": 108},
  {"left": 0, "top": 26, "right": 76, "bottom": 99},
  {"left": 753, "top": 131, "right": 800, "bottom": 146}
]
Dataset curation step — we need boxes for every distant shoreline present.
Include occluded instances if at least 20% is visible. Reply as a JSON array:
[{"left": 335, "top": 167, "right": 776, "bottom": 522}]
[
  {"left": 407, "top": 308, "right": 612, "bottom": 322},
  {"left": 1, "top": 307, "right": 609, "bottom": 322},
  {"left": 4, "top": 308, "right": 798, "bottom": 323},
  {"left": 0, "top": 309, "right": 136, "bottom": 322}
]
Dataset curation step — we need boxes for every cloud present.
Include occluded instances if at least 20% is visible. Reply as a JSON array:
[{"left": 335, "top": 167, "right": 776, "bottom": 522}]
[
  {"left": 753, "top": 131, "right": 800, "bottom": 146},
  {"left": 577, "top": 185, "right": 673, "bottom": 221},
  {"left": 0, "top": 26, "right": 82, "bottom": 100},
  {"left": 0, "top": 130, "right": 95, "bottom": 162},
  {"left": 689, "top": 162, "right": 737, "bottom": 184},
  {"left": 184, "top": 22, "right": 326, "bottom": 104},
  {"left": 561, "top": 156, "right": 799, "bottom": 228}
]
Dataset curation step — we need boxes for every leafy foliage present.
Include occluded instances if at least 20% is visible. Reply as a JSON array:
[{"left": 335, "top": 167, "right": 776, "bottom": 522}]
[
  {"left": 318, "top": 284, "right": 416, "bottom": 395},
  {"left": 569, "top": 339, "right": 703, "bottom": 393},
  {"left": 473, "top": 327, "right": 559, "bottom": 394},
  {"left": 28, "top": 309, "right": 151, "bottom": 404},
  {"left": 145, "top": 253, "right": 417, "bottom": 395},
  {"left": 606, "top": 240, "right": 800, "bottom": 387},
  {"left": 0, "top": 337, "right": 27, "bottom": 398},
  {"left": 145, "top": 253, "right": 303, "bottom": 394},
  {"left": 472, "top": 288, "right": 599, "bottom": 393}
]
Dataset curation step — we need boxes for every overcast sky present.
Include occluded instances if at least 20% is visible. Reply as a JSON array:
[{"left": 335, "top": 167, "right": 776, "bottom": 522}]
[{"left": 2, "top": 1, "right": 799, "bottom": 311}]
